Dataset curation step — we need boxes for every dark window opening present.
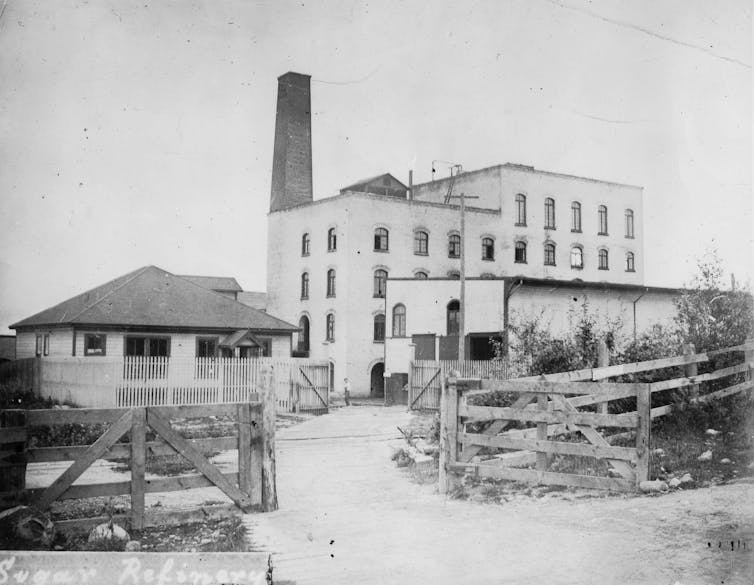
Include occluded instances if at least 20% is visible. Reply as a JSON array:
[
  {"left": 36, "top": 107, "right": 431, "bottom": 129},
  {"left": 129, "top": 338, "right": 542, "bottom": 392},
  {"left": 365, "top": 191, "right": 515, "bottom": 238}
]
[
  {"left": 447, "top": 300, "right": 460, "bottom": 336},
  {"left": 374, "top": 228, "right": 389, "bottom": 251},
  {"left": 482, "top": 237, "right": 495, "bottom": 261},
  {"left": 374, "top": 314, "right": 385, "bottom": 342},
  {"left": 514, "top": 241, "right": 527, "bottom": 263},
  {"left": 545, "top": 198, "right": 556, "bottom": 229},
  {"left": 392, "top": 304, "right": 406, "bottom": 337},
  {"left": 448, "top": 234, "right": 461, "bottom": 258}
]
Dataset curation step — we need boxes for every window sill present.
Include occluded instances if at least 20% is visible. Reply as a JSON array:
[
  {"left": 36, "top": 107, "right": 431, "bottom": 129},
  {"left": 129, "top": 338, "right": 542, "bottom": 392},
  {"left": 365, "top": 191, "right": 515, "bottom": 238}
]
[
  {"left": 326, "top": 294, "right": 336, "bottom": 298},
  {"left": 325, "top": 338, "right": 335, "bottom": 343},
  {"left": 571, "top": 266, "right": 583, "bottom": 270},
  {"left": 373, "top": 294, "right": 385, "bottom": 299},
  {"left": 300, "top": 297, "right": 309, "bottom": 301},
  {"left": 625, "top": 236, "right": 635, "bottom": 239},
  {"left": 414, "top": 251, "right": 428, "bottom": 256},
  {"left": 571, "top": 229, "right": 582, "bottom": 233},
  {"left": 544, "top": 263, "right": 556, "bottom": 267},
  {"left": 448, "top": 255, "right": 460, "bottom": 260},
  {"left": 598, "top": 267, "right": 609, "bottom": 271},
  {"left": 515, "top": 223, "right": 527, "bottom": 227},
  {"left": 327, "top": 249, "right": 336, "bottom": 253},
  {"left": 545, "top": 226, "right": 556, "bottom": 231},
  {"left": 302, "top": 253, "right": 310, "bottom": 257},
  {"left": 373, "top": 340, "right": 385, "bottom": 344},
  {"left": 514, "top": 260, "right": 527, "bottom": 264},
  {"left": 626, "top": 269, "right": 636, "bottom": 273},
  {"left": 374, "top": 249, "right": 389, "bottom": 253},
  {"left": 598, "top": 232, "right": 608, "bottom": 236},
  {"left": 482, "top": 257, "right": 494, "bottom": 262}
]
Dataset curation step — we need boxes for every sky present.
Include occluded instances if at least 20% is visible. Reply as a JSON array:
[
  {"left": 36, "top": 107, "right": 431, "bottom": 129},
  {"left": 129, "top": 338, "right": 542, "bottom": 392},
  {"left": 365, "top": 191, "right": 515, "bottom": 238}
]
[{"left": 0, "top": 0, "right": 751, "bottom": 335}]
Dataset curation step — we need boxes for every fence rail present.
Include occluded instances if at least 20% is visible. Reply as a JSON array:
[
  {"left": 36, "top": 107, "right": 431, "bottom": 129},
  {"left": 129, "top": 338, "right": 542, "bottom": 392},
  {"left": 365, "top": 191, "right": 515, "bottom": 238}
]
[
  {"left": 409, "top": 359, "right": 508, "bottom": 410},
  {"left": 7, "top": 356, "right": 329, "bottom": 412},
  {"left": 439, "top": 338, "right": 754, "bottom": 493}
]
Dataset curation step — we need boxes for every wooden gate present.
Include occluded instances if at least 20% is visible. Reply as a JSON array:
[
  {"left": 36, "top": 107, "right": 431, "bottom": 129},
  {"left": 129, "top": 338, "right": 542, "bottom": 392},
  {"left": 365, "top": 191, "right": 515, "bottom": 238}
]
[
  {"left": 409, "top": 360, "right": 509, "bottom": 411},
  {"left": 0, "top": 379, "right": 278, "bottom": 532},
  {"left": 291, "top": 363, "right": 329, "bottom": 414},
  {"left": 440, "top": 377, "right": 650, "bottom": 492}
]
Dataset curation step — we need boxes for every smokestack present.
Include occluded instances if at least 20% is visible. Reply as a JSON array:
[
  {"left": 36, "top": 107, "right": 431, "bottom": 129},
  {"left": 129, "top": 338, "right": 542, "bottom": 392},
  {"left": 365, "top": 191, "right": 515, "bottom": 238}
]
[
  {"left": 408, "top": 170, "right": 413, "bottom": 200},
  {"left": 270, "top": 72, "right": 313, "bottom": 212}
]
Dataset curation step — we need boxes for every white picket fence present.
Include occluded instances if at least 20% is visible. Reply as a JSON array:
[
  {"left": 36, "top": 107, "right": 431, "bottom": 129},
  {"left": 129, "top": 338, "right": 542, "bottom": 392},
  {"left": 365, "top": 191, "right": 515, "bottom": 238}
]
[{"left": 37, "top": 356, "right": 330, "bottom": 412}]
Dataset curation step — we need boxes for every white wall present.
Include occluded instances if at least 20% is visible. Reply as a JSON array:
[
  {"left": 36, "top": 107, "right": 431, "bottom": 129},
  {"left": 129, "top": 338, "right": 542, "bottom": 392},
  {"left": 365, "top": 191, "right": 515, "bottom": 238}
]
[{"left": 15, "top": 328, "right": 74, "bottom": 359}]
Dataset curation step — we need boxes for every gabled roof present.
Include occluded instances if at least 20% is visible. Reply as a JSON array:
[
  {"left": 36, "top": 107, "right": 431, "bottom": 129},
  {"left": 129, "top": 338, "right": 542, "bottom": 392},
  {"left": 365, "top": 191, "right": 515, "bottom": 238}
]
[
  {"left": 11, "top": 266, "right": 297, "bottom": 332},
  {"left": 340, "top": 173, "right": 408, "bottom": 198},
  {"left": 179, "top": 275, "right": 242, "bottom": 293}
]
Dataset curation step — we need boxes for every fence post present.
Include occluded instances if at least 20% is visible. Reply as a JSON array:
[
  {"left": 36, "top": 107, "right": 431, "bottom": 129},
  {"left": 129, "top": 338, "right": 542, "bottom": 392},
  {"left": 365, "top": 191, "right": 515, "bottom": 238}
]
[
  {"left": 682, "top": 343, "right": 698, "bottom": 399},
  {"left": 635, "top": 384, "right": 651, "bottom": 487},
  {"left": 237, "top": 402, "right": 253, "bottom": 503},
  {"left": 745, "top": 336, "right": 753, "bottom": 382},
  {"left": 439, "top": 373, "right": 459, "bottom": 495},
  {"left": 536, "top": 393, "right": 548, "bottom": 481},
  {"left": 261, "top": 367, "right": 278, "bottom": 512},
  {"left": 597, "top": 339, "right": 609, "bottom": 414},
  {"left": 130, "top": 407, "right": 146, "bottom": 530}
]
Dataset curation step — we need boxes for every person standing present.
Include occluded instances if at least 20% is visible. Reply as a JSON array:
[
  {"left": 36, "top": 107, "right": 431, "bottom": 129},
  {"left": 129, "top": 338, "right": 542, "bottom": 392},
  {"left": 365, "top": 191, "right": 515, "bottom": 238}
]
[{"left": 343, "top": 377, "right": 351, "bottom": 406}]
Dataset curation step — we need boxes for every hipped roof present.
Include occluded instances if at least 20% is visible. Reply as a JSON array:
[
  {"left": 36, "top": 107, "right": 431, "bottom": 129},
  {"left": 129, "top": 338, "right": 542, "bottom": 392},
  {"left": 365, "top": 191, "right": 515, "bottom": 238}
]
[
  {"left": 11, "top": 266, "right": 297, "bottom": 332},
  {"left": 179, "top": 275, "right": 243, "bottom": 293}
]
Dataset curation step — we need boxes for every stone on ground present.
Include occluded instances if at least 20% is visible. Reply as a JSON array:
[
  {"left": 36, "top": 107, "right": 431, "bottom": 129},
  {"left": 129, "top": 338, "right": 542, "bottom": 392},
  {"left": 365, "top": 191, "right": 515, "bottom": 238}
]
[
  {"left": 639, "top": 480, "right": 668, "bottom": 493},
  {"left": 697, "top": 450, "right": 712, "bottom": 461},
  {"left": 88, "top": 521, "right": 129, "bottom": 544}
]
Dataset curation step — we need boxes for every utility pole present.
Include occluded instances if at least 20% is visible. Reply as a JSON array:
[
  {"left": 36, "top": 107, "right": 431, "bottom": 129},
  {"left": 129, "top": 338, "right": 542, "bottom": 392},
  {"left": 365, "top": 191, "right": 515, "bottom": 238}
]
[{"left": 448, "top": 191, "right": 479, "bottom": 361}]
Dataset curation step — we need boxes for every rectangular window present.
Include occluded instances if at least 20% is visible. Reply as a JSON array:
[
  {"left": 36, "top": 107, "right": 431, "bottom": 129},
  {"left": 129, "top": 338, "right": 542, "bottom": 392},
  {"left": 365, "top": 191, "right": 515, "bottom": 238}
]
[
  {"left": 125, "top": 336, "right": 170, "bottom": 357},
  {"left": 545, "top": 198, "right": 556, "bottom": 229},
  {"left": 43, "top": 334, "right": 49, "bottom": 356},
  {"left": 35, "top": 334, "right": 43, "bottom": 356},
  {"left": 84, "top": 334, "right": 107, "bottom": 356},
  {"left": 196, "top": 337, "right": 218, "bottom": 358}
]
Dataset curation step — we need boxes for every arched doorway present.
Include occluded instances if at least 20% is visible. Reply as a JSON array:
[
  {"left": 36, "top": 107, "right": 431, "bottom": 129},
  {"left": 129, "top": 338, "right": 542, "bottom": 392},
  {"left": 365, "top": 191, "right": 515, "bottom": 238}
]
[{"left": 370, "top": 362, "right": 385, "bottom": 398}]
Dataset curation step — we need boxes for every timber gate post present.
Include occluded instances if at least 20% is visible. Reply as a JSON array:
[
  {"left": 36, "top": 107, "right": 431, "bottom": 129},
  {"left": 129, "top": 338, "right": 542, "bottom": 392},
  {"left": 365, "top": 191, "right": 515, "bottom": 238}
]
[
  {"left": 682, "top": 343, "right": 698, "bottom": 399},
  {"left": 439, "top": 372, "right": 459, "bottom": 494},
  {"left": 746, "top": 336, "right": 753, "bottom": 382},
  {"left": 261, "top": 367, "right": 278, "bottom": 512},
  {"left": 635, "top": 384, "right": 651, "bottom": 486},
  {"left": 597, "top": 339, "right": 610, "bottom": 414},
  {"left": 130, "top": 407, "right": 147, "bottom": 530}
]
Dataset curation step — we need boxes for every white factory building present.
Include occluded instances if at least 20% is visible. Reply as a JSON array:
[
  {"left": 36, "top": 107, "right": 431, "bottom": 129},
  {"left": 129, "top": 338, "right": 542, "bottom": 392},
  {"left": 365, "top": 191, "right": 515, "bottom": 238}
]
[{"left": 265, "top": 72, "right": 678, "bottom": 400}]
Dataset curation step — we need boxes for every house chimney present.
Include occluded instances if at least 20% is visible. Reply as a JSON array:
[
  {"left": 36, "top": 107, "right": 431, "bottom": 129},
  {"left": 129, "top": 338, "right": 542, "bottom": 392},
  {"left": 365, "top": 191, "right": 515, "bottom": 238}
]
[{"left": 270, "top": 72, "right": 313, "bottom": 212}]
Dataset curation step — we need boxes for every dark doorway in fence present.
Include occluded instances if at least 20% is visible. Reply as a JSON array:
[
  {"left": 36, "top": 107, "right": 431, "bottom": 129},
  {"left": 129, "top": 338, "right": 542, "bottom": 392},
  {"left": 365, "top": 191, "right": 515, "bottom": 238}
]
[
  {"left": 370, "top": 362, "right": 385, "bottom": 397},
  {"left": 328, "top": 360, "right": 335, "bottom": 394},
  {"left": 468, "top": 333, "right": 502, "bottom": 360}
]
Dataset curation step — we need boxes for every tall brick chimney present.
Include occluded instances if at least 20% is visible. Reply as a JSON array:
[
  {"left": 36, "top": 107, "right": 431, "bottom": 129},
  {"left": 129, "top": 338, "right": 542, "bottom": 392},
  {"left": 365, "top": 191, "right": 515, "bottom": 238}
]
[{"left": 270, "top": 72, "right": 313, "bottom": 212}]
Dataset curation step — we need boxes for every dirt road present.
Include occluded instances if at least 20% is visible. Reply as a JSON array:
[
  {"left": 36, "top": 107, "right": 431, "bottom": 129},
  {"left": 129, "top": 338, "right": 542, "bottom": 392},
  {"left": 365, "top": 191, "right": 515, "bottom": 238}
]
[{"left": 246, "top": 405, "right": 753, "bottom": 585}]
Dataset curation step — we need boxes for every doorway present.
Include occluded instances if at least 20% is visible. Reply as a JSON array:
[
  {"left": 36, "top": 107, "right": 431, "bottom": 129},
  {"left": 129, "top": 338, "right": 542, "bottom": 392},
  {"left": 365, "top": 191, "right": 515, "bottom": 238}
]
[{"left": 370, "top": 362, "right": 385, "bottom": 398}]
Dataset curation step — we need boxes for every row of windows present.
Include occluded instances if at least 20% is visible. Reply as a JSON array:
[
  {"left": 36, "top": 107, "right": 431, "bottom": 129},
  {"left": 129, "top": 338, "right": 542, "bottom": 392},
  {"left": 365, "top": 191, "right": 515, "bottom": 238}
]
[
  {"left": 515, "top": 194, "right": 635, "bottom": 237},
  {"left": 301, "top": 227, "right": 389, "bottom": 256},
  {"left": 298, "top": 300, "right": 468, "bottom": 352},
  {"left": 301, "top": 244, "right": 637, "bottom": 300},
  {"left": 513, "top": 242, "right": 635, "bottom": 271},
  {"left": 76, "top": 334, "right": 269, "bottom": 358}
]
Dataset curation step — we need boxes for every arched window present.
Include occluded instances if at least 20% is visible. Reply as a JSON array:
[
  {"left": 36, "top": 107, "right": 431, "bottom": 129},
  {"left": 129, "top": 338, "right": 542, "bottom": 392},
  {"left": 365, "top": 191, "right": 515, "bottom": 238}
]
[
  {"left": 514, "top": 241, "right": 527, "bottom": 264},
  {"left": 544, "top": 242, "right": 556, "bottom": 266},
  {"left": 327, "top": 227, "right": 337, "bottom": 252},
  {"left": 481, "top": 237, "right": 495, "bottom": 261},
  {"left": 297, "top": 316, "right": 310, "bottom": 353},
  {"left": 326, "top": 313, "right": 335, "bottom": 341},
  {"left": 598, "top": 248, "right": 609, "bottom": 270},
  {"left": 625, "top": 209, "right": 634, "bottom": 238},
  {"left": 447, "top": 300, "right": 460, "bottom": 336},
  {"left": 392, "top": 304, "right": 406, "bottom": 337},
  {"left": 598, "top": 205, "right": 608, "bottom": 235},
  {"left": 373, "top": 314, "right": 385, "bottom": 342},
  {"left": 448, "top": 234, "right": 461, "bottom": 258},
  {"left": 570, "top": 246, "right": 583, "bottom": 269},
  {"left": 625, "top": 252, "right": 635, "bottom": 272},
  {"left": 301, "top": 233, "right": 310, "bottom": 256},
  {"left": 300, "top": 272, "right": 309, "bottom": 299},
  {"left": 515, "top": 194, "right": 527, "bottom": 226},
  {"left": 326, "top": 269, "right": 336, "bottom": 297},
  {"left": 414, "top": 271, "right": 428, "bottom": 279},
  {"left": 373, "top": 269, "right": 388, "bottom": 298},
  {"left": 545, "top": 198, "right": 556, "bottom": 229},
  {"left": 374, "top": 228, "right": 389, "bottom": 251},
  {"left": 414, "top": 230, "right": 429, "bottom": 255},
  {"left": 571, "top": 202, "right": 581, "bottom": 232}
]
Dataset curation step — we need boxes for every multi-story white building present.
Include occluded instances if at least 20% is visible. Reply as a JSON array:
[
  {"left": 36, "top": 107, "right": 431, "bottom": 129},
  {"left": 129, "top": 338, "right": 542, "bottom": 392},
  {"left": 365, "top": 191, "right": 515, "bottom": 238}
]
[{"left": 266, "top": 72, "right": 677, "bottom": 399}]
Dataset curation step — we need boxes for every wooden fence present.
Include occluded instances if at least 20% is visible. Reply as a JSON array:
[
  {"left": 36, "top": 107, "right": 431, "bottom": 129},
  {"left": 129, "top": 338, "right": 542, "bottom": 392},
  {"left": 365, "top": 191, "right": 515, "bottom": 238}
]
[
  {"left": 439, "top": 338, "right": 754, "bottom": 493},
  {"left": 409, "top": 359, "right": 508, "bottom": 411},
  {"left": 0, "top": 369, "right": 278, "bottom": 532},
  {"left": 9, "top": 356, "right": 329, "bottom": 413}
]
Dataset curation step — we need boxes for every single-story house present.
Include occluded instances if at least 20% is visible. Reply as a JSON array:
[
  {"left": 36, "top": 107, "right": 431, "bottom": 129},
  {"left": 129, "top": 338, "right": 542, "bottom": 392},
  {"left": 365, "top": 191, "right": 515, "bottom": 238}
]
[{"left": 10, "top": 265, "right": 298, "bottom": 360}]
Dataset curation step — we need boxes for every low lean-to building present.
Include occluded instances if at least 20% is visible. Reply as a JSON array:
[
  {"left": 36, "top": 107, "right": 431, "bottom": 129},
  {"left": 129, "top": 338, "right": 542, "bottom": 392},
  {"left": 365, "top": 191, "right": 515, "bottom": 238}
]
[
  {"left": 265, "top": 72, "right": 679, "bottom": 400},
  {"left": 11, "top": 265, "right": 298, "bottom": 360}
]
